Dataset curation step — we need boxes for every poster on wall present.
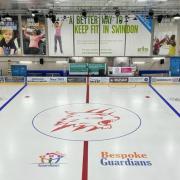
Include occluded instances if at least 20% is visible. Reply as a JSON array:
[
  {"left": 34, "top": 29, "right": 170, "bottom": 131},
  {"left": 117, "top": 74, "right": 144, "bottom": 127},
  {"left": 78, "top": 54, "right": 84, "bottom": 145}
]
[
  {"left": 153, "top": 21, "right": 177, "bottom": 56},
  {"left": 100, "top": 15, "right": 125, "bottom": 56},
  {"left": 109, "top": 67, "right": 134, "bottom": 76},
  {"left": 48, "top": 15, "right": 74, "bottom": 56},
  {"left": 74, "top": 15, "right": 99, "bottom": 56},
  {"left": 125, "top": 15, "right": 152, "bottom": 56},
  {"left": 0, "top": 16, "right": 21, "bottom": 56},
  {"left": 21, "top": 16, "right": 46, "bottom": 55}
]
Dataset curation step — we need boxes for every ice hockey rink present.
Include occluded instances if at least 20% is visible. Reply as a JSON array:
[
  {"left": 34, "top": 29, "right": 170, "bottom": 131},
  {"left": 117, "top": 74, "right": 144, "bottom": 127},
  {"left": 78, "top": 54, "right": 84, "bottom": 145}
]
[{"left": 0, "top": 77, "right": 180, "bottom": 180}]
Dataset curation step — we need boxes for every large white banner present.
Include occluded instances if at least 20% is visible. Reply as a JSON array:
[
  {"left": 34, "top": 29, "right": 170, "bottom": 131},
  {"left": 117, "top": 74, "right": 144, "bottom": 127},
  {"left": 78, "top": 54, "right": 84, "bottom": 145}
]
[
  {"left": 125, "top": 16, "right": 152, "bottom": 56},
  {"left": 100, "top": 15, "right": 125, "bottom": 56},
  {"left": 48, "top": 15, "right": 74, "bottom": 56},
  {"left": 153, "top": 21, "right": 177, "bottom": 56},
  {"left": 74, "top": 15, "right": 99, "bottom": 56}
]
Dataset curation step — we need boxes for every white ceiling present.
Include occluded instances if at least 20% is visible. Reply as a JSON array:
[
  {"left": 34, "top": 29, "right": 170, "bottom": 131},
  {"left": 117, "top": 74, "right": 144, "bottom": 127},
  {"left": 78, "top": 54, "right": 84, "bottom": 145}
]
[{"left": 0, "top": 0, "right": 180, "bottom": 15}]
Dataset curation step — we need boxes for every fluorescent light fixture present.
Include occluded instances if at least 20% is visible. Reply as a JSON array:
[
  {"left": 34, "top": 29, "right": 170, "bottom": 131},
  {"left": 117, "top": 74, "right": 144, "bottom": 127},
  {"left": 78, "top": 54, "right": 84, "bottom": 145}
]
[
  {"left": 56, "top": 61, "right": 67, "bottom": 64},
  {"left": 153, "top": 57, "right": 165, "bottom": 60},
  {"left": 133, "top": 61, "right": 145, "bottom": 64},
  {"left": 92, "top": 57, "right": 106, "bottom": 60},
  {"left": 71, "top": 57, "right": 85, "bottom": 61},
  {"left": 19, "top": 61, "right": 32, "bottom": 64},
  {"left": 114, "top": 57, "right": 129, "bottom": 62},
  {"left": 92, "top": 57, "right": 107, "bottom": 63},
  {"left": 174, "top": 16, "right": 180, "bottom": 20}
]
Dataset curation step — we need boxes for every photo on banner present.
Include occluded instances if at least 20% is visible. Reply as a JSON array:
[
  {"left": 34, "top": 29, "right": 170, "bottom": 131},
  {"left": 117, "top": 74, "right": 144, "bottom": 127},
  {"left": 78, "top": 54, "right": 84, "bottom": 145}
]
[
  {"left": 74, "top": 15, "right": 99, "bottom": 56},
  {"left": 125, "top": 15, "right": 152, "bottom": 56},
  {"left": 100, "top": 15, "right": 125, "bottom": 56},
  {"left": 0, "top": 16, "right": 21, "bottom": 56},
  {"left": 22, "top": 16, "right": 46, "bottom": 55},
  {"left": 48, "top": 15, "right": 74, "bottom": 56},
  {"left": 153, "top": 21, "right": 177, "bottom": 56}
]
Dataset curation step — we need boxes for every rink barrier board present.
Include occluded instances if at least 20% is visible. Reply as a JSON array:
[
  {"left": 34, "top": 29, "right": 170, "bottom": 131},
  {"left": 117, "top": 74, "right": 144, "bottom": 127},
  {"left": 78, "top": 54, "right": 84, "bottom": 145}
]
[
  {"left": 28, "top": 82, "right": 86, "bottom": 86},
  {"left": 0, "top": 76, "right": 180, "bottom": 86}
]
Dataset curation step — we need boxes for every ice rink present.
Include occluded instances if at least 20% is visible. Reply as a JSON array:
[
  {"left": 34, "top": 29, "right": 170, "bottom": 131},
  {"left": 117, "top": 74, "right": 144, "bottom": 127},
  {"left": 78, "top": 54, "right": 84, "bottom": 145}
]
[{"left": 0, "top": 81, "right": 180, "bottom": 180}]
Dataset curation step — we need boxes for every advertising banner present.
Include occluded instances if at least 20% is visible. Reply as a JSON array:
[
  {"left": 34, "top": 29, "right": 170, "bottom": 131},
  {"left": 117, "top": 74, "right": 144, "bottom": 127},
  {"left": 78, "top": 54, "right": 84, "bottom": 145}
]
[
  {"left": 67, "top": 77, "right": 86, "bottom": 83},
  {"left": 88, "top": 63, "right": 106, "bottom": 75},
  {"left": 109, "top": 67, "right": 134, "bottom": 76},
  {"left": 125, "top": 15, "right": 152, "bottom": 56},
  {"left": 151, "top": 77, "right": 180, "bottom": 83},
  {"left": 69, "top": 63, "right": 88, "bottom": 75},
  {"left": 69, "top": 63, "right": 106, "bottom": 75},
  {"left": 27, "top": 77, "right": 67, "bottom": 83},
  {"left": 109, "top": 77, "right": 128, "bottom": 83},
  {"left": 74, "top": 15, "right": 99, "bottom": 56},
  {"left": 11, "top": 65, "right": 27, "bottom": 76},
  {"left": 48, "top": 15, "right": 74, "bottom": 56},
  {"left": 153, "top": 21, "right": 177, "bottom": 56},
  {"left": 22, "top": 16, "right": 46, "bottom": 55},
  {"left": 100, "top": 15, "right": 125, "bottom": 56},
  {"left": 170, "top": 57, "right": 180, "bottom": 76},
  {"left": 128, "top": 77, "right": 149, "bottom": 83},
  {"left": 0, "top": 16, "right": 21, "bottom": 56},
  {"left": 90, "top": 77, "right": 109, "bottom": 83}
]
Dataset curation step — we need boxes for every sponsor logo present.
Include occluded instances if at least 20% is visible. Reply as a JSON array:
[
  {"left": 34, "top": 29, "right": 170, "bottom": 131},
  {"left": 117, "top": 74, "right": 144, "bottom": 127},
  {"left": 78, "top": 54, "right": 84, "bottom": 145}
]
[
  {"left": 144, "top": 78, "right": 149, "bottom": 82},
  {"left": 0, "top": 77, "right": 4, "bottom": 82},
  {"left": 172, "top": 77, "right": 180, "bottom": 83},
  {"left": 121, "top": 67, "right": 132, "bottom": 73},
  {"left": 152, "top": 77, "right": 180, "bottom": 83},
  {"left": 169, "top": 97, "right": 180, "bottom": 102},
  {"left": 67, "top": 77, "right": 86, "bottom": 83},
  {"left": 90, "top": 77, "right": 101, "bottom": 83},
  {"left": 100, "top": 151, "right": 152, "bottom": 167},
  {"left": 49, "top": 77, "right": 66, "bottom": 82},
  {"left": 109, "top": 77, "right": 128, "bottom": 83},
  {"left": 128, "top": 77, "right": 149, "bottom": 83},
  {"left": 28, "top": 77, "right": 48, "bottom": 82},
  {"left": 137, "top": 46, "right": 149, "bottom": 53},
  {"left": 36, "top": 151, "right": 65, "bottom": 167}
]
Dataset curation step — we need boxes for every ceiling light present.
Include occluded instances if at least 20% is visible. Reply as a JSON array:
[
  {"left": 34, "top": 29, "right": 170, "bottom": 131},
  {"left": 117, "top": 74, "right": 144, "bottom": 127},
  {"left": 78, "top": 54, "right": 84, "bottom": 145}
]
[
  {"left": 33, "top": 15, "right": 39, "bottom": 23},
  {"left": 56, "top": 61, "right": 68, "bottom": 64},
  {"left": 148, "top": 9, "right": 154, "bottom": 17},
  {"left": 157, "top": 15, "right": 163, "bottom": 23},
  {"left": 81, "top": 9, "right": 87, "bottom": 18},
  {"left": 19, "top": 61, "right": 32, "bottom": 64},
  {"left": 31, "top": 10, "right": 39, "bottom": 17},
  {"left": 125, "top": 15, "right": 129, "bottom": 23},
  {"left": 115, "top": 9, "right": 120, "bottom": 17},
  {"left": 51, "top": 15, "right": 56, "bottom": 23},
  {"left": 153, "top": 57, "right": 165, "bottom": 60},
  {"left": 173, "top": 14, "right": 180, "bottom": 20},
  {"left": 133, "top": 61, "right": 145, "bottom": 64}
]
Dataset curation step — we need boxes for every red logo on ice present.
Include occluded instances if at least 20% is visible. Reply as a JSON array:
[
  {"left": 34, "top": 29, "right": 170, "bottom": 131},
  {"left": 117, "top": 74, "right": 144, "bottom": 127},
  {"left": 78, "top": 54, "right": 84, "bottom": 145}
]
[{"left": 51, "top": 109, "right": 120, "bottom": 132}]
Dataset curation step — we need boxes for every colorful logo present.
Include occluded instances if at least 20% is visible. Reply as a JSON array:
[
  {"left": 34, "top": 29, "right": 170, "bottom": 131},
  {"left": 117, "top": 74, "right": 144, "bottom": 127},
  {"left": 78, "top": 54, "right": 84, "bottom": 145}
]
[
  {"left": 38, "top": 151, "right": 65, "bottom": 167},
  {"left": 100, "top": 151, "right": 152, "bottom": 167},
  {"left": 52, "top": 109, "right": 120, "bottom": 133},
  {"left": 137, "top": 46, "right": 149, "bottom": 53}
]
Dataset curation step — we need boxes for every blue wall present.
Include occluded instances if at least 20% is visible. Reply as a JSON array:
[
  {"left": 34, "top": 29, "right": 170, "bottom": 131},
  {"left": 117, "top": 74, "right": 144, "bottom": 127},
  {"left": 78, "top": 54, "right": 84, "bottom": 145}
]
[{"left": 170, "top": 57, "right": 180, "bottom": 76}]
